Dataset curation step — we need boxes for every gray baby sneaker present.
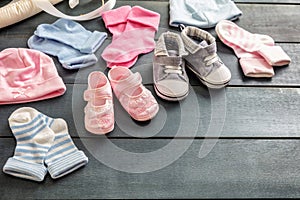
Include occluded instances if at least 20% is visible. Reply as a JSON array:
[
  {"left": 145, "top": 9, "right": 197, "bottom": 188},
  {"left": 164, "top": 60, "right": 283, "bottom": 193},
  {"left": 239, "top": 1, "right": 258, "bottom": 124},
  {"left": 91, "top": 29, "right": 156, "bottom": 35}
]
[
  {"left": 181, "top": 25, "right": 231, "bottom": 88},
  {"left": 153, "top": 32, "right": 189, "bottom": 101}
]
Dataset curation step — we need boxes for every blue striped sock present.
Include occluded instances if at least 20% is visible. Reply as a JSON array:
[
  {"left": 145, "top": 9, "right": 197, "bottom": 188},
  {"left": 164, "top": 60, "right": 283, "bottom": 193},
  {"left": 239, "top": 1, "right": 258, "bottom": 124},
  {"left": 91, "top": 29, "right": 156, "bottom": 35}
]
[
  {"left": 43, "top": 117, "right": 88, "bottom": 179},
  {"left": 3, "top": 107, "right": 55, "bottom": 182}
]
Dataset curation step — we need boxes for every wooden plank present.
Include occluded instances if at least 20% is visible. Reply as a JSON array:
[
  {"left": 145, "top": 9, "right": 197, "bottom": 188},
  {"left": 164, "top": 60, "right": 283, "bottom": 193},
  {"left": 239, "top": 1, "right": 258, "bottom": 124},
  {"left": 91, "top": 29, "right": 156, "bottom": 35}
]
[
  {"left": 1, "top": 138, "right": 300, "bottom": 198},
  {"left": 0, "top": 1, "right": 299, "bottom": 199},
  {"left": 235, "top": 4, "right": 300, "bottom": 42},
  {"left": 41, "top": 86, "right": 300, "bottom": 138},
  {"left": 1, "top": 86, "right": 300, "bottom": 138}
]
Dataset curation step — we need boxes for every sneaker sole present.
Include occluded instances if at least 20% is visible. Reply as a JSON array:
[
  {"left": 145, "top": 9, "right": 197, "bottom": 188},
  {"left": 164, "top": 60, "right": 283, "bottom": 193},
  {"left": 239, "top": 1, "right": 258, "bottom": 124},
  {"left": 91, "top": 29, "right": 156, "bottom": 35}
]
[
  {"left": 185, "top": 62, "right": 230, "bottom": 89},
  {"left": 130, "top": 104, "right": 160, "bottom": 121},
  {"left": 154, "top": 84, "right": 189, "bottom": 101},
  {"left": 85, "top": 123, "right": 114, "bottom": 135}
]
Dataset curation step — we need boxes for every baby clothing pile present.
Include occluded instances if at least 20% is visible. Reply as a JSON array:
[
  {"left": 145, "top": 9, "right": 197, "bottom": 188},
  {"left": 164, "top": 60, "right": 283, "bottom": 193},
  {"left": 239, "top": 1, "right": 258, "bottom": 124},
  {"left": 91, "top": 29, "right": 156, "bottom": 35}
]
[{"left": 0, "top": 0, "right": 293, "bottom": 182}]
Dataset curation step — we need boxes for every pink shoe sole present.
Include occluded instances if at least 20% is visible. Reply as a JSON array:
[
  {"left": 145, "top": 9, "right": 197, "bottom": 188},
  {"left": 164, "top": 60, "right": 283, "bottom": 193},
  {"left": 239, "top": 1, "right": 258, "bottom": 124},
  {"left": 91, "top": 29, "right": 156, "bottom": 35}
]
[{"left": 84, "top": 120, "right": 114, "bottom": 135}]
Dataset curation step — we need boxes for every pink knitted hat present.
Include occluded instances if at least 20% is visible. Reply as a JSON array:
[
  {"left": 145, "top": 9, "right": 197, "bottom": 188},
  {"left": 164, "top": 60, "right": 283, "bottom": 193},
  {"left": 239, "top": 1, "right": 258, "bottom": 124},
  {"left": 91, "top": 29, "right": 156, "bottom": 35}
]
[{"left": 0, "top": 48, "right": 66, "bottom": 104}]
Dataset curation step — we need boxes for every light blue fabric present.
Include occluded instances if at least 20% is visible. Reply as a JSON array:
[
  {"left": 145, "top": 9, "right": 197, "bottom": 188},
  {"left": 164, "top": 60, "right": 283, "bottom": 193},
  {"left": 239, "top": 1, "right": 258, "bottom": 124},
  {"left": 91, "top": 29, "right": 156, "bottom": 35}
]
[
  {"left": 43, "top": 116, "right": 88, "bottom": 179},
  {"left": 169, "top": 0, "right": 242, "bottom": 28},
  {"left": 34, "top": 18, "right": 107, "bottom": 54},
  {"left": 3, "top": 158, "right": 48, "bottom": 182},
  {"left": 46, "top": 151, "right": 88, "bottom": 179},
  {"left": 2, "top": 110, "right": 54, "bottom": 182},
  {"left": 28, "top": 35, "right": 98, "bottom": 70}
]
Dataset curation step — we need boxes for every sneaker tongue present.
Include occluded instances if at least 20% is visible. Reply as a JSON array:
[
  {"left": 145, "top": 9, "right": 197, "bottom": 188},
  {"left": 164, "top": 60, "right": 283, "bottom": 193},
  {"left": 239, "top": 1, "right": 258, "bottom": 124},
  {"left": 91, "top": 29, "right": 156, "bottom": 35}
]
[
  {"left": 165, "top": 73, "right": 180, "bottom": 79},
  {"left": 199, "top": 40, "right": 209, "bottom": 47},
  {"left": 190, "top": 36, "right": 209, "bottom": 47},
  {"left": 167, "top": 50, "right": 179, "bottom": 56}
]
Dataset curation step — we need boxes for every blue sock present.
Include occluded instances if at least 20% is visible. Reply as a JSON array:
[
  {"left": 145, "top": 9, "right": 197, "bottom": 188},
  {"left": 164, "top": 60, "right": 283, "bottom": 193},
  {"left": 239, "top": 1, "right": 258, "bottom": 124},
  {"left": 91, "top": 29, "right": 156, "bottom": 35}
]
[
  {"left": 3, "top": 107, "right": 55, "bottom": 182},
  {"left": 28, "top": 35, "right": 98, "bottom": 70},
  {"left": 43, "top": 116, "right": 88, "bottom": 179},
  {"left": 34, "top": 18, "right": 107, "bottom": 54}
]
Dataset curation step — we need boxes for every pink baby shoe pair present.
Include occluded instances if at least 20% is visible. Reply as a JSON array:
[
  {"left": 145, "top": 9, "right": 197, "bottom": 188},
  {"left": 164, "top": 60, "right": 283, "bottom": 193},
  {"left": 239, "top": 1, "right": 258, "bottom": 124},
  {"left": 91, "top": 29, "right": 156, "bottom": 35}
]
[
  {"left": 84, "top": 67, "right": 159, "bottom": 134},
  {"left": 101, "top": 6, "right": 160, "bottom": 68},
  {"left": 216, "top": 20, "right": 291, "bottom": 78}
]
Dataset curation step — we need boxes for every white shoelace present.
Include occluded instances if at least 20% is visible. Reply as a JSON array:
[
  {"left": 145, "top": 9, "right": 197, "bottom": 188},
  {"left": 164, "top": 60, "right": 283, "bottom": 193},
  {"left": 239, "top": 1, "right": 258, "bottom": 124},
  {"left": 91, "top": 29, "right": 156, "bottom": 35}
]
[
  {"left": 204, "top": 53, "right": 220, "bottom": 66},
  {"left": 164, "top": 65, "right": 183, "bottom": 75}
]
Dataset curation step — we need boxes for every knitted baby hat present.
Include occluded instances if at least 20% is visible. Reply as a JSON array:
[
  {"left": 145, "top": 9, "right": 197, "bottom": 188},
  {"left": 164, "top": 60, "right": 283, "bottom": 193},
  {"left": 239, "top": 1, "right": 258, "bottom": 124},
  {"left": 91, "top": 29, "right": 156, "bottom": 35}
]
[{"left": 0, "top": 48, "right": 66, "bottom": 104}]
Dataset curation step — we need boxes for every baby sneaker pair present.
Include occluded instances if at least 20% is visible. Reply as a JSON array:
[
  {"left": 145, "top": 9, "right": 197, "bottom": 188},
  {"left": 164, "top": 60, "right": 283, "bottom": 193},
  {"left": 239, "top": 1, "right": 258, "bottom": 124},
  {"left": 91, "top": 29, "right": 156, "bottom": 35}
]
[
  {"left": 153, "top": 26, "right": 231, "bottom": 101},
  {"left": 84, "top": 67, "right": 159, "bottom": 134}
]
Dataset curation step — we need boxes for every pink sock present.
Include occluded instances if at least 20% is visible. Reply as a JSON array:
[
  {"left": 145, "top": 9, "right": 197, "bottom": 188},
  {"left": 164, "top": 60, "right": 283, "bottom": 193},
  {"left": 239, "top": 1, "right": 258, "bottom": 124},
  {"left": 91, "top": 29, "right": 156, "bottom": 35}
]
[
  {"left": 216, "top": 20, "right": 276, "bottom": 77},
  {"left": 101, "top": 6, "right": 160, "bottom": 68},
  {"left": 101, "top": 6, "right": 131, "bottom": 41}
]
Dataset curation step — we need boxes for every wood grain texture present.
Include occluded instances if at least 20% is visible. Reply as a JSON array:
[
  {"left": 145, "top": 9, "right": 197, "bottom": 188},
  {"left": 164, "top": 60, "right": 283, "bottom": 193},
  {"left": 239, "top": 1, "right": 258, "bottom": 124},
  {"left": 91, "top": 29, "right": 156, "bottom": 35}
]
[
  {"left": 1, "top": 138, "right": 300, "bottom": 199},
  {"left": 1, "top": 86, "right": 300, "bottom": 138}
]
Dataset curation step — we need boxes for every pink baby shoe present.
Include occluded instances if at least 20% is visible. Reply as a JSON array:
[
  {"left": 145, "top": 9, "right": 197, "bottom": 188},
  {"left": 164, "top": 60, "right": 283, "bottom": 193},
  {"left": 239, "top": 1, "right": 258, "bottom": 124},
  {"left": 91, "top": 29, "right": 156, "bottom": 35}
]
[
  {"left": 108, "top": 67, "right": 159, "bottom": 121},
  {"left": 84, "top": 71, "right": 114, "bottom": 134}
]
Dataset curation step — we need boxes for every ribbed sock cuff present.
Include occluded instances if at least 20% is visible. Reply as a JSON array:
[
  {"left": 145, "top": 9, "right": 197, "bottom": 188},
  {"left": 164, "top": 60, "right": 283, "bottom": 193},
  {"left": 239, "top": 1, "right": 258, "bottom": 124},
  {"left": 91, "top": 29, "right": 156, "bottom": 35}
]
[
  {"left": 3, "top": 157, "right": 47, "bottom": 182},
  {"left": 102, "top": 5, "right": 132, "bottom": 28},
  {"left": 126, "top": 6, "right": 160, "bottom": 31},
  {"left": 61, "top": 54, "right": 98, "bottom": 70},
  {"left": 257, "top": 45, "right": 291, "bottom": 66},
  {"left": 239, "top": 57, "right": 274, "bottom": 78},
  {"left": 80, "top": 31, "right": 107, "bottom": 54},
  {"left": 47, "top": 151, "right": 88, "bottom": 179}
]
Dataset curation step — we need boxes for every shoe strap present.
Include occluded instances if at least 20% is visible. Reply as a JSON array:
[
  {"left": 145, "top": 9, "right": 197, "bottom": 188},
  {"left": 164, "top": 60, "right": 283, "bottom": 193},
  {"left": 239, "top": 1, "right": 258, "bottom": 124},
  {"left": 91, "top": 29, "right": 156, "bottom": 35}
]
[
  {"left": 86, "top": 99, "right": 113, "bottom": 115},
  {"left": 112, "top": 72, "right": 142, "bottom": 98},
  {"left": 84, "top": 89, "right": 111, "bottom": 101}
]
